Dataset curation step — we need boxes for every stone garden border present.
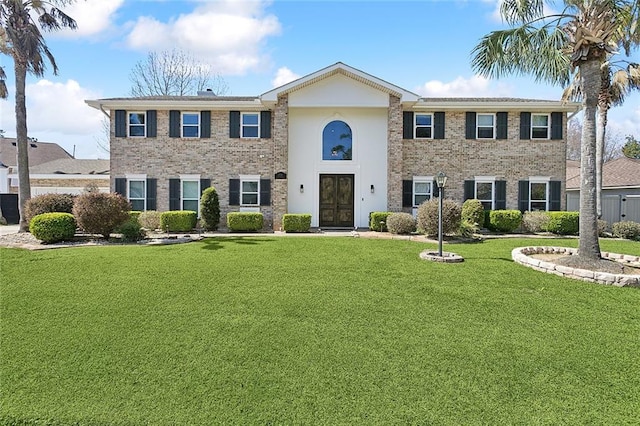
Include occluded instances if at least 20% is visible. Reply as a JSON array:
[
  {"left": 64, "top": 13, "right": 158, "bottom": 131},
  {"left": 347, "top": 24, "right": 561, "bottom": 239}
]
[{"left": 512, "top": 246, "right": 640, "bottom": 287}]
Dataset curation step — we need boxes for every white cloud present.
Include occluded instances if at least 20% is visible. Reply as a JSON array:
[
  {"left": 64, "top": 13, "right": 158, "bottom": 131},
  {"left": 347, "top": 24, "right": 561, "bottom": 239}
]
[
  {"left": 1, "top": 79, "right": 105, "bottom": 158},
  {"left": 271, "top": 67, "right": 300, "bottom": 88},
  {"left": 52, "top": 0, "right": 124, "bottom": 38},
  {"left": 126, "top": 0, "right": 282, "bottom": 75},
  {"left": 415, "top": 75, "right": 513, "bottom": 98}
]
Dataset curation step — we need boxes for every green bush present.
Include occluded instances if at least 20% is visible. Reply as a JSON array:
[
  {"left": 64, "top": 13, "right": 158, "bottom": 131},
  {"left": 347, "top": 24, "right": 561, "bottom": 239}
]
[
  {"left": 598, "top": 219, "right": 610, "bottom": 237},
  {"left": 119, "top": 221, "right": 146, "bottom": 242},
  {"left": 487, "top": 210, "right": 522, "bottom": 233},
  {"left": 458, "top": 220, "right": 478, "bottom": 238},
  {"left": 522, "top": 211, "right": 551, "bottom": 233},
  {"left": 282, "top": 214, "right": 312, "bottom": 232},
  {"left": 139, "top": 210, "right": 161, "bottom": 230},
  {"left": 29, "top": 212, "right": 76, "bottom": 244},
  {"left": 416, "top": 198, "right": 462, "bottom": 237},
  {"left": 461, "top": 199, "right": 485, "bottom": 227},
  {"left": 73, "top": 192, "right": 131, "bottom": 239},
  {"left": 227, "top": 212, "right": 264, "bottom": 232},
  {"left": 24, "top": 193, "right": 76, "bottom": 224},
  {"left": 612, "top": 221, "right": 640, "bottom": 240},
  {"left": 545, "top": 212, "right": 579, "bottom": 235},
  {"left": 386, "top": 212, "right": 416, "bottom": 234},
  {"left": 369, "top": 212, "right": 392, "bottom": 232},
  {"left": 200, "top": 186, "right": 220, "bottom": 231},
  {"left": 160, "top": 211, "right": 197, "bottom": 232}
]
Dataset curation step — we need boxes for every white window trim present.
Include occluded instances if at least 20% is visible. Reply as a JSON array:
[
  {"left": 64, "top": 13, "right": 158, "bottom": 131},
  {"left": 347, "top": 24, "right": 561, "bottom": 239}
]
[
  {"left": 180, "top": 174, "right": 200, "bottom": 213},
  {"left": 181, "top": 112, "right": 200, "bottom": 138},
  {"left": 126, "top": 174, "right": 147, "bottom": 211},
  {"left": 413, "top": 175, "right": 433, "bottom": 207},
  {"left": 414, "top": 113, "right": 433, "bottom": 139},
  {"left": 531, "top": 113, "right": 550, "bottom": 140},
  {"left": 474, "top": 176, "right": 497, "bottom": 210},
  {"left": 239, "top": 174, "right": 260, "bottom": 206},
  {"left": 476, "top": 113, "right": 496, "bottom": 139},
  {"left": 241, "top": 112, "right": 260, "bottom": 139},
  {"left": 529, "top": 176, "right": 551, "bottom": 211},
  {"left": 128, "top": 112, "right": 146, "bottom": 138}
]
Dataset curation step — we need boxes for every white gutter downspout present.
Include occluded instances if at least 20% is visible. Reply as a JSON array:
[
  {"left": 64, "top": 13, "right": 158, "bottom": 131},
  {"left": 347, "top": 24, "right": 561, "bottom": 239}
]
[{"left": 99, "top": 103, "right": 110, "bottom": 119}]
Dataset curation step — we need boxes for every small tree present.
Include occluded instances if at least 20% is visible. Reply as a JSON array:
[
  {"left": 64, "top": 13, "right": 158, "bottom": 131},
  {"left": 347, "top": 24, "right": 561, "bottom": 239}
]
[
  {"left": 622, "top": 135, "right": 640, "bottom": 158},
  {"left": 73, "top": 192, "right": 130, "bottom": 239},
  {"left": 200, "top": 186, "right": 220, "bottom": 231}
]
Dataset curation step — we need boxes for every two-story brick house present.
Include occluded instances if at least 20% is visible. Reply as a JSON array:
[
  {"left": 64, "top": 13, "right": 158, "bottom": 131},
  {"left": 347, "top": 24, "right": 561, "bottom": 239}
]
[{"left": 86, "top": 62, "right": 580, "bottom": 230}]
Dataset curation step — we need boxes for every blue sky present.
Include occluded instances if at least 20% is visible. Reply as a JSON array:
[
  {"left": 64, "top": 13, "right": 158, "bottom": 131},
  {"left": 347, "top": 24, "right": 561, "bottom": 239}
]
[{"left": 1, "top": 0, "right": 638, "bottom": 159}]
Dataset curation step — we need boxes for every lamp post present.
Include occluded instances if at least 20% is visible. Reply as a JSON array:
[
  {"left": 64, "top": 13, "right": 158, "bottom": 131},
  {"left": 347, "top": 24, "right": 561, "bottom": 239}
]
[{"left": 436, "top": 171, "right": 448, "bottom": 257}]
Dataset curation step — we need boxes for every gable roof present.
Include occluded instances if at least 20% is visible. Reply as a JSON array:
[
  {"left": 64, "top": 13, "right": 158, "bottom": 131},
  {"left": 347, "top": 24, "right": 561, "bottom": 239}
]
[
  {"left": 0, "top": 138, "right": 72, "bottom": 168},
  {"left": 566, "top": 157, "right": 640, "bottom": 189},
  {"left": 29, "top": 158, "right": 109, "bottom": 175}
]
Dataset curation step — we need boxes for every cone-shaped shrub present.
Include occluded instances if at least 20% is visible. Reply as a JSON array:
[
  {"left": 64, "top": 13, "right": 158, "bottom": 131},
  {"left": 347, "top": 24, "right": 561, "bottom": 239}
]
[{"left": 200, "top": 187, "right": 220, "bottom": 231}]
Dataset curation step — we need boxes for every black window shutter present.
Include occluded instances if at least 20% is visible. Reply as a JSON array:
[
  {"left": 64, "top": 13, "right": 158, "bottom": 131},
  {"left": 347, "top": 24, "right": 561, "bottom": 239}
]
[
  {"left": 549, "top": 180, "right": 561, "bottom": 211},
  {"left": 495, "top": 180, "right": 507, "bottom": 210},
  {"left": 434, "top": 112, "right": 445, "bottom": 139},
  {"left": 403, "top": 112, "right": 414, "bottom": 139},
  {"left": 432, "top": 180, "right": 440, "bottom": 198},
  {"left": 169, "top": 110, "right": 181, "bottom": 138},
  {"left": 518, "top": 180, "right": 530, "bottom": 212},
  {"left": 402, "top": 180, "right": 413, "bottom": 207},
  {"left": 146, "top": 178, "right": 157, "bottom": 211},
  {"left": 115, "top": 110, "right": 126, "bottom": 137},
  {"left": 169, "top": 178, "right": 181, "bottom": 211},
  {"left": 496, "top": 112, "right": 508, "bottom": 139},
  {"left": 465, "top": 112, "right": 476, "bottom": 139},
  {"left": 464, "top": 180, "right": 475, "bottom": 201},
  {"left": 200, "top": 111, "right": 211, "bottom": 138},
  {"left": 260, "top": 111, "right": 271, "bottom": 139},
  {"left": 260, "top": 179, "right": 271, "bottom": 206},
  {"left": 146, "top": 110, "right": 157, "bottom": 138},
  {"left": 229, "top": 179, "right": 240, "bottom": 205},
  {"left": 229, "top": 111, "right": 240, "bottom": 138},
  {"left": 551, "top": 112, "right": 563, "bottom": 140},
  {"left": 520, "top": 112, "right": 531, "bottom": 140},
  {"left": 200, "top": 179, "right": 211, "bottom": 195},
  {"left": 115, "top": 177, "right": 126, "bottom": 196}
]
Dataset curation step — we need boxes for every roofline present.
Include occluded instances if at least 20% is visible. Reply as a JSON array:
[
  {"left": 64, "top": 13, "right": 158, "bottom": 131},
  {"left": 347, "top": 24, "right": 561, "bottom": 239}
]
[
  {"left": 7, "top": 173, "right": 109, "bottom": 179},
  {"left": 566, "top": 185, "right": 640, "bottom": 191},
  {"left": 85, "top": 98, "right": 264, "bottom": 111},
  {"left": 412, "top": 100, "right": 582, "bottom": 112}
]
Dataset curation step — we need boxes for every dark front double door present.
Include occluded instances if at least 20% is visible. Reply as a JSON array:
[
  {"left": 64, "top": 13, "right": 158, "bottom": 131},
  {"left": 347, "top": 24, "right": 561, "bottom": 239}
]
[{"left": 319, "top": 174, "right": 354, "bottom": 228}]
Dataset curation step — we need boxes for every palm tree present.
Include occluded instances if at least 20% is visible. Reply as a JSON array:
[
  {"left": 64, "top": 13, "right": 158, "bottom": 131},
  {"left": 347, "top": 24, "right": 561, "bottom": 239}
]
[
  {"left": 471, "top": 0, "right": 638, "bottom": 262},
  {"left": 0, "top": 0, "right": 77, "bottom": 232}
]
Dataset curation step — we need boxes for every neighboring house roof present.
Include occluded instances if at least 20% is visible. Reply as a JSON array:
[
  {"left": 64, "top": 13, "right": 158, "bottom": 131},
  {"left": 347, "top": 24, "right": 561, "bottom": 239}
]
[
  {"left": 0, "top": 138, "right": 72, "bottom": 168},
  {"left": 28, "top": 158, "right": 110, "bottom": 175},
  {"left": 566, "top": 157, "right": 640, "bottom": 190}
]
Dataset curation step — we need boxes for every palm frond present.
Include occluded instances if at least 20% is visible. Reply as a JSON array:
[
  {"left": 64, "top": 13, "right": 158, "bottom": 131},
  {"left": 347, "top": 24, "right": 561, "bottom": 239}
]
[
  {"left": 0, "top": 65, "right": 7, "bottom": 99},
  {"left": 500, "top": 0, "right": 546, "bottom": 25}
]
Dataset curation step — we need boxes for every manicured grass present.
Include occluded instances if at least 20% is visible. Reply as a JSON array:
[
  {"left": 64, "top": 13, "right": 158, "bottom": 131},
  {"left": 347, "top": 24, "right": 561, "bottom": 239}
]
[{"left": 1, "top": 237, "right": 639, "bottom": 424}]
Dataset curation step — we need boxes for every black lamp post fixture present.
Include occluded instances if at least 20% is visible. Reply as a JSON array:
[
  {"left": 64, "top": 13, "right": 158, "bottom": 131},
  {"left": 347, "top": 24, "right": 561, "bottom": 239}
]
[{"left": 436, "top": 171, "right": 448, "bottom": 257}]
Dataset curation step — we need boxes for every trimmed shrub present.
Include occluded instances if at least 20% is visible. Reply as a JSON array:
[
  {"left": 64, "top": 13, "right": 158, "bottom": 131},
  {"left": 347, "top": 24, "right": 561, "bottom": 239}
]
[
  {"left": 160, "top": 211, "right": 197, "bottom": 232},
  {"left": 227, "top": 212, "right": 264, "bottom": 232},
  {"left": 545, "top": 212, "right": 579, "bottom": 235},
  {"left": 461, "top": 199, "right": 485, "bottom": 227},
  {"left": 597, "top": 219, "right": 610, "bottom": 237},
  {"left": 283, "top": 214, "right": 312, "bottom": 233},
  {"left": 24, "top": 193, "right": 75, "bottom": 224},
  {"left": 29, "top": 212, "right": 76, "bottom": 243},
  {"left": 200, "top": 186, "right": 220, "bottom": 231},
  {"left": 458, "top": 220, "right": 478, "bottom": 238},
  {"left": 522, "top": 211, "right": 551, "bottom": 233},
  {"left": 487, "top": 210, "right": 522, "bottom": 233},
  {"left": 73, "top": 192, "right": 131, "bottom": 239},
  {"left": 369, "top": 212, "right": 392, "bottom": 232},
  {"left": 386, "top": 212, "right": 416, "bottom": 234},
  {"left": 416, "top": 198, "right": 462, "bottom": 237},
  {"left": 612, "top": 221, "right": 640, "bottom": 240},
  {"left": 119, "top": 221, "right": 146, "bottom": 242},
  {"left": 139, "top": 210, "right": 161, "bottom": 230}
]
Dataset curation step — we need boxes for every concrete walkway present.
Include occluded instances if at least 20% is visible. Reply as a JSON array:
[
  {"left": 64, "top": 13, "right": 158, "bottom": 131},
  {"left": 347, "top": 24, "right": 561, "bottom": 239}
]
[{"left": 0, "top": 225, "right": 19, "bottom": 236}]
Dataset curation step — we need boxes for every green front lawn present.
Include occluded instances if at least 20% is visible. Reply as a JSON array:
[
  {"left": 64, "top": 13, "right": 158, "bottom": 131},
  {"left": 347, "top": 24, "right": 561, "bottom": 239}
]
[{"left": 1, "top": 237, "right": 639, "bottom": 425}]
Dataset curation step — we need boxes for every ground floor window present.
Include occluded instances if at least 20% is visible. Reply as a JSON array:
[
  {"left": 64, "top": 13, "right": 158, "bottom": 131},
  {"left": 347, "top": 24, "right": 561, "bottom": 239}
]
[
  {"left": 241, "top": 175, "right": 260, "bottom": 206},
  {"left": 475, "top": 180, "right": 495, "bottom": 210},
  {"left": 413, "top": 177, "right": 433, "bottom": 206},
  {"left": 128, "top": 179, "right": 146, "bottom": 211},
  {"left": 181, "top": 178, "right": 200, "bottom": 212},
  {"left": 530, "top": 181, "right": 549, "bottom": 211}
]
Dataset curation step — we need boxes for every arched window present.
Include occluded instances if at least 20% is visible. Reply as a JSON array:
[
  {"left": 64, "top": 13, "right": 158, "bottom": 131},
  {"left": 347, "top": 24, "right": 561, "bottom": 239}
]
[{"left": 322, "top": 120, "right": 352, "bottom": 161}]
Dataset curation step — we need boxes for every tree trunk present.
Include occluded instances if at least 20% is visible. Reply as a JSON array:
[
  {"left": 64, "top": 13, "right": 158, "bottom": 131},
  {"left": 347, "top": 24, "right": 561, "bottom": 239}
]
[
  {"left": 577, "top": 59, "right": 602, "bottom": 261},
  {"left": 14, "top": 60, "right": 31, "bottom": 233},
  {"left": 595, "top": 106, "right": 607, "bottom": 219}
]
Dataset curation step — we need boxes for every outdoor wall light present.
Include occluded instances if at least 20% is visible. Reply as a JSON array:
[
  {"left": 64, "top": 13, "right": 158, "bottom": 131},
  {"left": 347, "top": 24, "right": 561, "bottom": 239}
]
[
  {"left": 300, "top": 184, "right": 304, "bottom": 193},
  {"left": 370, "top": 184, "right": 375, "bottom": 193}
]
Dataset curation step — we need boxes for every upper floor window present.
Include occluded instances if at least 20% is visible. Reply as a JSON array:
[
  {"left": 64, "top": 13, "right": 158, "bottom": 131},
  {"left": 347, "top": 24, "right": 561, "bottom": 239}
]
[
  {"left": 242, "top": 113, "right": 259, "bottom": 138},
  {"left": 415, "top": 114, "right": 433, "bottom": 139},
  {"left": 128, "top": 112, "right": 146, "bottom": 137},
  {"left": 182, "top": 113, "right": 200, "bottom": 138},
  {"left": 531, "top": 114, "right": 550, "bottom": 139},
  {"left": 322, "top": 120, "right": 352, "bottom": 160},
  {"left": 477, "top": 113, "right": 495, "bottom": 139}
]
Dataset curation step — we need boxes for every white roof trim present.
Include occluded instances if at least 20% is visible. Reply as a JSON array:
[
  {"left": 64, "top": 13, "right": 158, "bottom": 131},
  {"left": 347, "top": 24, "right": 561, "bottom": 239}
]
[
  {"left": 86, "top": 99, "right": 263, "bottom": 111},
  {"left": 412, "top": 100, "right": 581, "bottom": 112},
  {"left": 261, "top": 62, "right": 420, "bottom": 102}
]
